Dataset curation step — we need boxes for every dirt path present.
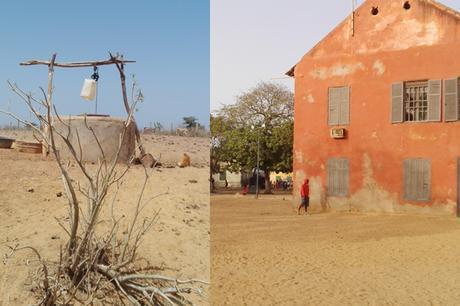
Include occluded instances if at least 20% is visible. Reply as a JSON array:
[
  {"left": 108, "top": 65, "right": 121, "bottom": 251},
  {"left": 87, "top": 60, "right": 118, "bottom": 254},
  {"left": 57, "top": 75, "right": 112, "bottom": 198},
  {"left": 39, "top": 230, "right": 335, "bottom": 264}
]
[{"left": 211, "top": 194, "right": 460, "bottom": 305}]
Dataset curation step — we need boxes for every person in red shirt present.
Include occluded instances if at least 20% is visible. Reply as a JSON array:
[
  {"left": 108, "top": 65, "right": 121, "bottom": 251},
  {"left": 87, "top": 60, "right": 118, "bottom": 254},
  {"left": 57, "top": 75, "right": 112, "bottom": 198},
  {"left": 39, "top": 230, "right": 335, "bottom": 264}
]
[
  {"left": 242, "top": 184, "right": 249, "bottom": 195},
  {"left": 297, "top": 178, "right": 310, "bottom": 215}
]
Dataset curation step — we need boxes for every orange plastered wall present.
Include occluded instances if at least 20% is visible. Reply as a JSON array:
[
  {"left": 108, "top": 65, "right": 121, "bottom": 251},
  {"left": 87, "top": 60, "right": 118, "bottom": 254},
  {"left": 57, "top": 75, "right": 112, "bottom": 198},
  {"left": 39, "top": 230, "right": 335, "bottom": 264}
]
[{"left": 292, "top": 0, "right": 460, "bottom": 210}]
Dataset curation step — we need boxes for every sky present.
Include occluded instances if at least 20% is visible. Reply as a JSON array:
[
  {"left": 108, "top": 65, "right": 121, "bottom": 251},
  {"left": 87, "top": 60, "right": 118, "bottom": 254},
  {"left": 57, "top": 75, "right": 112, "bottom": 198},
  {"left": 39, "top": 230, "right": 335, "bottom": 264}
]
[
  {"left": 211, "top": 0, "right": 460, "bottom": 112},
  {"left": 0, "top": 1, "right": 209, "bottom": 129}
]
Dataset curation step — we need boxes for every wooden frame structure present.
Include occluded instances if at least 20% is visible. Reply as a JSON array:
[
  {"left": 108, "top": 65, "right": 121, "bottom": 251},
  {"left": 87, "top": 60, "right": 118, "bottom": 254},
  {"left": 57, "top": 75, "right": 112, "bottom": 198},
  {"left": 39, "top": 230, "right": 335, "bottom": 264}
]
[{"left": 20, "top": 52, "right": 145, "bottom": 156}]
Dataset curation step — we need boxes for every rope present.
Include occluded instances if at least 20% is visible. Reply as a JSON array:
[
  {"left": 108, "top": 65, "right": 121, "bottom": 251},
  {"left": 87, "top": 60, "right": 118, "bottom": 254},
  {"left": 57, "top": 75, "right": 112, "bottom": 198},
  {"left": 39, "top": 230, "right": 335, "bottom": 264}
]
[
  {"left": 91, "top": 66, "right": 99, "bottom": 114},
  {"left": 95, "top": 77, "right": 98, "bottom": 114}
]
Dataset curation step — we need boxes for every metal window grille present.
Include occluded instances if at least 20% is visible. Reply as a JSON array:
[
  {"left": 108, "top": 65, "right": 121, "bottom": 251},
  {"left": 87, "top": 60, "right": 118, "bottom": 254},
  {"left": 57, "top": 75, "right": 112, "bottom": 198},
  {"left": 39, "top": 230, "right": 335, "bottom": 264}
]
[{"left": 404, "top": 81, "right": 428, "bottom": 122}]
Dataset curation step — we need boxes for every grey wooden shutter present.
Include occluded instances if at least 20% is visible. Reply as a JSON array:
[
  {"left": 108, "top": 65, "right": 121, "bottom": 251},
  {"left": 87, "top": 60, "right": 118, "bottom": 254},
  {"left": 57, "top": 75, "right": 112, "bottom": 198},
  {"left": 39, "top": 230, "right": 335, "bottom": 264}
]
[
  {"left": 328, "top": 88, "right": 339, "bottom": 125},
  {"left": 341, "top": 158, "right": 349, "bottom": 196},
  {"left": 420, "top": 159, "right": 431, "bottom": 201},
  {"left": 403, "top": 159, "right": 411, "bottom": 200},
  {"left": 427, "top": 80, "right": 441, "bottom": 122},
  {"left": 444, "top": 78, "right": 458, "bottom": 122},
  {"left": 327, "top": 158, "right": 349, "bottom": 196},
  {"left": 391, "top": 83, "right": 404, "bottom": 123},
  {"left": 404, "top": 158, "right": 430, "bottom": 201},
  {"left": 338, "top": 87, "right": 350, "bottom": 125},
  {"left": 336, "top": 158, "right": 341, "bottom": 196},
  {"left": 404, "top": 159, "right": 417, "bottom": 201},
  {"left": 327, "top": 159, "right": 333, "bottom": 195},
  {"left": 332, "top": 159, "right": 338, "bottom": 195},
  {"left": 326, "top": 159, "right": 331, "bottom": 195},
  {"left": 415, "top": 159, "right": 423, "bottom": 200},
  {"left": 337, "top": 159, "right": 343, "bottom": 196}
]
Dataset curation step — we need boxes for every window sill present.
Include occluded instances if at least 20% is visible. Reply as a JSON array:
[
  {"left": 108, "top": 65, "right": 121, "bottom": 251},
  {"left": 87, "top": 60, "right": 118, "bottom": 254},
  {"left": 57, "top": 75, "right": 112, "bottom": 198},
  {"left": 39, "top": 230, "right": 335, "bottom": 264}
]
[
  {"left": 403, "top": 198, "right": 431, "bottom": 203},
  {"left": 392, "top": 121, "right": 441, "bottom": 124}
]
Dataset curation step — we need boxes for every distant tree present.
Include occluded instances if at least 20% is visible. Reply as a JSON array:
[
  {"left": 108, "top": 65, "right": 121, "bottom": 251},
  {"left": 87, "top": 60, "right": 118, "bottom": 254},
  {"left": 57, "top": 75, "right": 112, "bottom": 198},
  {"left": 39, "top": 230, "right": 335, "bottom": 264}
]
[
  {"left": 182, "top": 116, "right": 199, "bottom": 129},
  {"left": 210, "top": 114, "right": 228, "bottom": 175},
  {"left": 212, "top": 82, "right": 294, "bottom": 193},
  {"left": 153, "top": 121, "right": 163, "bottom": 133}
]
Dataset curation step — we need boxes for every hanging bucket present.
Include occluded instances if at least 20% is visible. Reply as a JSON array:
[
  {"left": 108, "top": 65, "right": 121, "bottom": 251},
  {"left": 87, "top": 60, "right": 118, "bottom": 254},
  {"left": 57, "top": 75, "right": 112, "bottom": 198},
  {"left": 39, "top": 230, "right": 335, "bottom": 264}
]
[{"left": 80, "top": 79, "right": 97, "bottom": 101}]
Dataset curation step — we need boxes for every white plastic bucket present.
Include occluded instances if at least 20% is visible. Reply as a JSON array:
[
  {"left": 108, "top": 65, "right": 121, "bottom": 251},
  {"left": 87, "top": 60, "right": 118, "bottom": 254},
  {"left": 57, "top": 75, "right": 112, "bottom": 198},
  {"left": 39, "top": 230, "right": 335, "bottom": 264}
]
[{"left": 80, "top": 79, "right": 97, "bottom": 101}]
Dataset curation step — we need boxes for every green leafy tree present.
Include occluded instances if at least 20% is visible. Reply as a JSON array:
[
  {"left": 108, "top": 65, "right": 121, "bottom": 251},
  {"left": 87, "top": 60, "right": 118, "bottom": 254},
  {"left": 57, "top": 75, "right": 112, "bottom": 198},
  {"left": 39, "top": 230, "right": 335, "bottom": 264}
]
[{"left": 211, "top": 82, "right": 294, "bottom": 193}]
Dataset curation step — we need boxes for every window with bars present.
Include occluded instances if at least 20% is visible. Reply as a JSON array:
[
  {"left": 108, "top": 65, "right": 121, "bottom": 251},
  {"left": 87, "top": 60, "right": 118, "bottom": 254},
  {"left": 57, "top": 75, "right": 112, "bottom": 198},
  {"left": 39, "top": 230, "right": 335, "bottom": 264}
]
[
  {"left": 327, "top": 158, "right": 349, "bottom": 197},
  {"left": 404, "top": 81, "right": 428, "bottom": 122},
  {"left": 392, "top": 80, "right": 441, "bottom": 123}
]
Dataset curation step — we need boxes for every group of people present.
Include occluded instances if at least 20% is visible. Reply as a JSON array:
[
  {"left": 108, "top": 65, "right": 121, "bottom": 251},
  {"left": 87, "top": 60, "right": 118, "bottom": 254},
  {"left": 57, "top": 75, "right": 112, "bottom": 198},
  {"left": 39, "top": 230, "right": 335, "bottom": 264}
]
[{"left": 273, "top": 179, "right": 292, "bottom": 191}]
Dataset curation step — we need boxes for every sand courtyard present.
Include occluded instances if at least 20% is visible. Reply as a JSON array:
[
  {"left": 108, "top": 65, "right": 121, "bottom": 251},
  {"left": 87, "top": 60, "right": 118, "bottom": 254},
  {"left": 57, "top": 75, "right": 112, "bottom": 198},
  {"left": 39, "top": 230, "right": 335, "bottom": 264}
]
[{"left": 211, "top": 194, "right": 460, "bottom": 305}]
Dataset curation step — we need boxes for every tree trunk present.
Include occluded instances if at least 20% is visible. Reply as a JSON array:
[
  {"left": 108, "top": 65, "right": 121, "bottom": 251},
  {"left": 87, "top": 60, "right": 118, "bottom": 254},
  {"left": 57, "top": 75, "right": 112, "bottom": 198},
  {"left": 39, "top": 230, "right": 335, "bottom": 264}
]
[
  {"left": 210, "top": 170, "right": 215, "bottom": 193},
  {"left": 264, "top": 168, "right": 273, "bottom": 194}
]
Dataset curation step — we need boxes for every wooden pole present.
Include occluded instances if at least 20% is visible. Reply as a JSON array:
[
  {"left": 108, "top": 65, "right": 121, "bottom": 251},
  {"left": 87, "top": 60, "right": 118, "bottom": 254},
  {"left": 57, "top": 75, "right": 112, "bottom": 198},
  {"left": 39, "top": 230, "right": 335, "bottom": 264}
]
[
  {"left": 20, "top": 58, "right": 135, "bottom": 67},
  {"left": 47, "top": 54, "right": 57, "bottom": 109},
  {"left": 110, "top": 52, "right": 145, "bottom": 156},
  {"left": 44, "top": 53, "right": 57, "bottom": 156}
]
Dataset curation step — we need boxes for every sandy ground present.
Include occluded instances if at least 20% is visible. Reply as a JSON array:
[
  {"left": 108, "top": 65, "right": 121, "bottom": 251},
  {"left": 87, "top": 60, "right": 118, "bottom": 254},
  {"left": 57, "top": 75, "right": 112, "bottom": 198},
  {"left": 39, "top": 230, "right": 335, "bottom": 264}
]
[
  {"left": 211, "top": 194, "right": 460, "bottom": 305},
  {"left": 0, "top": 130, "right": 210, "bottom": 305}
]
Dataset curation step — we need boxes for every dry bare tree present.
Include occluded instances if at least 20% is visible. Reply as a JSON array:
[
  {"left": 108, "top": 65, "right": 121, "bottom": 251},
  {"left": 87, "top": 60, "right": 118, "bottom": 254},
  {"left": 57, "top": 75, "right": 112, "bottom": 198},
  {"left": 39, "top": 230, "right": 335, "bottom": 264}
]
[{"left": 1, "top": 76, "right": 207, "bottom": 305}]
